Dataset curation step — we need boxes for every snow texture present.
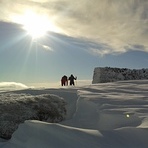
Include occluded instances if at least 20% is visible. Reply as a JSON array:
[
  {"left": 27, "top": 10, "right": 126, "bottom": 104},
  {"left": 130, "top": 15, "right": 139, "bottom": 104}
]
[
  {"left": 0, "top": 90, "right": 66, "bottom": 139},
  {"left": 92, "top": 67, "right": 148, "bottom": 83},
  {"left": 0, "top": 80, "right": 148, "bottom": 148}
]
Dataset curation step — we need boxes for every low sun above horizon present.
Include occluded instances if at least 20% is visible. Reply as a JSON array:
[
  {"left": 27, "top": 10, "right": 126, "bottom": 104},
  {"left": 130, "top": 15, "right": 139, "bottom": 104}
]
[{"left": 13, "top": 10, "right": 58, "bottom": 39}]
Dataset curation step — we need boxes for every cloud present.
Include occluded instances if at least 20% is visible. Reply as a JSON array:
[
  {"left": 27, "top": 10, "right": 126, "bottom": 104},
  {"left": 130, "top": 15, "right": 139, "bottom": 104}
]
[
  {"left": 40, "top": 44, "right": 53, "bottom": 51},
  {"left": 0, "top": 0, "right": 148, "bottom": 55},
  {"left": 0, "top": 82, "right": 28, "bottom": 92}
]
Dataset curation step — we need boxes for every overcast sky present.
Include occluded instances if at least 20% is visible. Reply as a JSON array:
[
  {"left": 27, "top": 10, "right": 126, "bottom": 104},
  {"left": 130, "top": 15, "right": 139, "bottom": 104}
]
[{"left": 0, "top": 0, "right": 148, "bottom": 86}]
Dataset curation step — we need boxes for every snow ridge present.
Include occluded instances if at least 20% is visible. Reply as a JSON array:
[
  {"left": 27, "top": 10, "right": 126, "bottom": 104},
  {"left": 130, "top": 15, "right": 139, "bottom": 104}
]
[{"left": 92, "top": 67, "right": 148, "bottom": 83}]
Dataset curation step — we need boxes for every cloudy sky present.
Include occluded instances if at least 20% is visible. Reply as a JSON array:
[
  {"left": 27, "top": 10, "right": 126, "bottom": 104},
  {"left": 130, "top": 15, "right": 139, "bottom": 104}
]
[{"left": 0, "top": 0, "right": 148, "bottom": 86}]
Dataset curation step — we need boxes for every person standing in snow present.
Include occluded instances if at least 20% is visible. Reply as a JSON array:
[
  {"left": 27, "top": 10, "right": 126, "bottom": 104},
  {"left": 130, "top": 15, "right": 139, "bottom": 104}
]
[
  {"left": 61, "top": 75, "right": 68, "bottom": 86},
  {"left": 69, "top": 74, "right": 77, "bottom": 86}
]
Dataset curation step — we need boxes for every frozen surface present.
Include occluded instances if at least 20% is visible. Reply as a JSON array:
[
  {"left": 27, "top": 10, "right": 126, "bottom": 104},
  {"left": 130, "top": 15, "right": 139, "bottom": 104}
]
[{"left": 0, "top": 80, "right": 148, "bottom": 148}]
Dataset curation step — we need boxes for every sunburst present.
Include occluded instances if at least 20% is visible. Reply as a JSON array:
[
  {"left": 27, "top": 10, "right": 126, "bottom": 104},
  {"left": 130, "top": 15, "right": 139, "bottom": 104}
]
[{"left": 13, "top": 10, "right": 58, "bottom": 39}]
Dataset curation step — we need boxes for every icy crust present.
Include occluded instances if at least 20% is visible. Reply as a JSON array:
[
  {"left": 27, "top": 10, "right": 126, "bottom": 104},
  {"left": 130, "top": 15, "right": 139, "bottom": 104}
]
[
  {"left": 0, "top": 91, "right": 66, "bottom": 139},
  {"left": 92, "top": 67, "right": 148, "bottom": 83}
]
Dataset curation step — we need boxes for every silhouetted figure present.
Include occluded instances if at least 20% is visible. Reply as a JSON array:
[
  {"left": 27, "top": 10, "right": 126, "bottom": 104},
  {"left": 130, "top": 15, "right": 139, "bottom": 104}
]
[
  {"left": 69, "top": 74, "right": 77, "bottom": 86},
  {"left": 61, "top": 75, "right": 68, "bottom": 86}
]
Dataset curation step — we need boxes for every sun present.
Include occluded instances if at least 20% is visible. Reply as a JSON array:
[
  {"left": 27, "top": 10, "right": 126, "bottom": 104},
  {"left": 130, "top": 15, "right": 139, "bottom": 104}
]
[
  {"left": 11, "top": 10, "right": 61, "bottom": 39},
  {"left": 21, "top": 11, "right": 51, "bottom": 39},
  {"left": 11, "top": 10, "right": 59, "bottom": 39}
]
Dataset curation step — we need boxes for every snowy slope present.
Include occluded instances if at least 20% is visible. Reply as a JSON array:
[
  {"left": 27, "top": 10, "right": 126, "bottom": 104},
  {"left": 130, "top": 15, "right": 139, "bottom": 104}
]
[{"left": 0, "top": 80, "right": 148, "bottom": 148}]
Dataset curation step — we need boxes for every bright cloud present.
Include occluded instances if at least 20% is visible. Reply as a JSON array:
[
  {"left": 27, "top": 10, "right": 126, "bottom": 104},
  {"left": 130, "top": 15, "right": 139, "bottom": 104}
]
[
  {"left": 40, "top": 44, "right": 53, "bottom": 51},
  {"left": 0, "top": 82, "right": 28, "bottom": 92},
  {"left": 0, "top": 0, "right": 148, "bottom": 55}
]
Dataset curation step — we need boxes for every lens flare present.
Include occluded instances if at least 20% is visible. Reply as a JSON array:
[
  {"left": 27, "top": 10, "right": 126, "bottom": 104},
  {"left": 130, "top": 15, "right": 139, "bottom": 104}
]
[{"left": 126, "top": 114, "right": 130, "bottom": 118}]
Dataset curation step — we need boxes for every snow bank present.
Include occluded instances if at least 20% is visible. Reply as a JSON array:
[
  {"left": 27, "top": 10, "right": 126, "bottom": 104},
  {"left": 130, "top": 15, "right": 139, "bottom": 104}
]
[
  {"left": 0, "top": 91, "right": 66, "bottom": 139},
  {"left": 3, "top": 120, "right": 103, "bottom": 148},
  {"left": 92, "top": 67, "right": 148, "bottom": 83}
]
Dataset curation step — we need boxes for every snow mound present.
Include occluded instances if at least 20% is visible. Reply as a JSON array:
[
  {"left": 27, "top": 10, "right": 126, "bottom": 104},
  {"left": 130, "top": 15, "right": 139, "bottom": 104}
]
[
  {"left": 0, "top": 92, "right": 66, "bottom": 139},
  {"left": 4, "top": 120, "right": 103, "bottom": 148}
]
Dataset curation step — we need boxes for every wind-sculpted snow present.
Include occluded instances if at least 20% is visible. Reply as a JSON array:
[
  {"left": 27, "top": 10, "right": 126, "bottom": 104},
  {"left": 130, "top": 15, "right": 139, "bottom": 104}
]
[
  {"left": 71, "top": 80, "right": 148, "bottom": 130},
  {"left": 0, "top": 91, "right": 66, "bottom": 139},
  {"left": 1, "top": 80, "right": 148, "bottom": 148}
]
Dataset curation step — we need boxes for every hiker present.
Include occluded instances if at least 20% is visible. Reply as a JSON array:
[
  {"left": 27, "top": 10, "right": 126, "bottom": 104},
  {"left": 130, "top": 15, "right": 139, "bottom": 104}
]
[
  {"left": 69, "top": 74, "right": 77, "bottom": 86},
  {"left": 61, "top": 75, "right": 68, "bottom": 86}
]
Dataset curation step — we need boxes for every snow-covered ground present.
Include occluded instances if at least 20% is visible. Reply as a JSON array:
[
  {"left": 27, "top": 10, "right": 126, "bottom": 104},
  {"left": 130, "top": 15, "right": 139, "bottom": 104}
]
[{"left": 0, "top": 80, "right": 148, "bottom": 148}]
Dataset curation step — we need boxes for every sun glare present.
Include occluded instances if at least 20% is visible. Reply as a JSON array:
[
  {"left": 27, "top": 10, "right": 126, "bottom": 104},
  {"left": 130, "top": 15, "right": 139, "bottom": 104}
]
[
  {"left": 12, "top": 10, "right": 59, "bottom": 39},
  {"left": 22, "top": 11, "right": 51, "bottom": 39}
]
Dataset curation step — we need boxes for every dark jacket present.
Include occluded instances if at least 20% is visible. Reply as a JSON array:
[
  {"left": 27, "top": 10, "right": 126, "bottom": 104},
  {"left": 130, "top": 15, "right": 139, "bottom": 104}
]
[{"left": 69, "top": 75, "right": 76, "bottom": 85}]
